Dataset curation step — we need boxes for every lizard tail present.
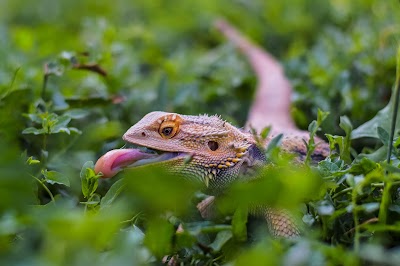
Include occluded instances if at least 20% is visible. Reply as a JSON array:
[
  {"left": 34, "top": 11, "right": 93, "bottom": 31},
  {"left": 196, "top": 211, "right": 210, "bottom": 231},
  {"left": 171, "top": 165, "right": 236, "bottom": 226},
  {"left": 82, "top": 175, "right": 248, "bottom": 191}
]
[{"left": 215, "top": 19, "right": 297, "bottom": 135}]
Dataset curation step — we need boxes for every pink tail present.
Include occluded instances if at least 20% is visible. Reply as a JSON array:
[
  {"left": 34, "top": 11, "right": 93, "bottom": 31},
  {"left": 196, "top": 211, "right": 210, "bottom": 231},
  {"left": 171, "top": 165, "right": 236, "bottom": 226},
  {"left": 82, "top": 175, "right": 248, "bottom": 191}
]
[{"left": 215, "top": 19, "right": 297, "bottom": 135}]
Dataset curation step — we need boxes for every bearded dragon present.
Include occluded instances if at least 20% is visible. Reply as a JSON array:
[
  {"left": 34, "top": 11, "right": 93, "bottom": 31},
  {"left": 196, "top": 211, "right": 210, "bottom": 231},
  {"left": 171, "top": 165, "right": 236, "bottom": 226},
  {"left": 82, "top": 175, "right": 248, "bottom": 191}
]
[{"left": 94, "top": 20, "right": 330, "bottom": 238}]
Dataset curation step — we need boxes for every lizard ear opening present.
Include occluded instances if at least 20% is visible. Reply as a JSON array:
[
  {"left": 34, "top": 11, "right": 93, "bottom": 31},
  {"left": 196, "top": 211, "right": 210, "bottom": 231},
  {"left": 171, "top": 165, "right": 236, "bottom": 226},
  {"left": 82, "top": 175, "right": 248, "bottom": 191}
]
[
  {"left": 159, "top": 121, "right": 179, "bottom": 139},
  {"left": 208, "top": 141, "right": 219, "bottom": 151}
]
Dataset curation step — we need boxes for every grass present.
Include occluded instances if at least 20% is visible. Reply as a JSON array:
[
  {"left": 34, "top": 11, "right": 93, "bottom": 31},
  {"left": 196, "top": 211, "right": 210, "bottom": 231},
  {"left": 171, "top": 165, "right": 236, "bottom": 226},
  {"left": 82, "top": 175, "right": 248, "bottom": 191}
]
[{"left": 1, "top": 0, "right": 400, "bottom": 265}]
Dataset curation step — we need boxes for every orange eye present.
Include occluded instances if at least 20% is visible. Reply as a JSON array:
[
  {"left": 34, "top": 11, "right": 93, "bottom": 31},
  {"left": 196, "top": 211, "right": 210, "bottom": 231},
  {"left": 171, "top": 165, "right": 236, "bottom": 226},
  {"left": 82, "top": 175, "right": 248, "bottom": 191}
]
[
  {"left": 159, "top": 121, "right": 179, "bottom": 138},
  {"left": 161, "top": 127, "right": 173, "bottom": 136}
]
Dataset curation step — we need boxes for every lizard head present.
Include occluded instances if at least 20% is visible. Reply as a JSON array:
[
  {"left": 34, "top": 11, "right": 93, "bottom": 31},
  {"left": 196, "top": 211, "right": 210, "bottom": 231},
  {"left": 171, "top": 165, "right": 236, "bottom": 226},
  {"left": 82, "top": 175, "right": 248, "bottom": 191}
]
[{"left": 95, "top": 111, "right": 266, "bottom": 191}]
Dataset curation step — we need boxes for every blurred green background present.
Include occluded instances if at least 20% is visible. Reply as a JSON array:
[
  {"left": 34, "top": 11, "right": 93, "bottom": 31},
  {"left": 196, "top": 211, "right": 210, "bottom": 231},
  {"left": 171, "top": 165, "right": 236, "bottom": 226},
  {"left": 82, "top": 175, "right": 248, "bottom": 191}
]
[{"left": 1, "top": 0, "right": 400, "bottom": 265}]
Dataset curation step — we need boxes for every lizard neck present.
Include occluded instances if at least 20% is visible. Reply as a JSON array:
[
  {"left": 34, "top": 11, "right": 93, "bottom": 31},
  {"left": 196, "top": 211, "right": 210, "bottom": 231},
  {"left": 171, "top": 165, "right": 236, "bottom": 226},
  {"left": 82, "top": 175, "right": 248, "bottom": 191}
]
[{"left": 206, "top": 143, "right": 267, "bottom": 196}]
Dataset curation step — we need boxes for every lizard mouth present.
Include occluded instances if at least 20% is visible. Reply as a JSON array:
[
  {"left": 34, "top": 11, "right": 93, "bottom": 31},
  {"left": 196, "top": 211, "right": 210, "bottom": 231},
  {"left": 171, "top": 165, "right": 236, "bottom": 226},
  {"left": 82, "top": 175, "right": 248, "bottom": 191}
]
[{"left": 94, "top": 146, "right": 188, "bottom": 178}]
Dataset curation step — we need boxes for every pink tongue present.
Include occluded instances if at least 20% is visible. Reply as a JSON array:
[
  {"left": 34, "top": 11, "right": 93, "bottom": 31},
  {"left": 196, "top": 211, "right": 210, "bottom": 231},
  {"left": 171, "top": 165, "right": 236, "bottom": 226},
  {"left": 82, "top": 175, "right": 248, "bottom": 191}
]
[{"left": 94, "top": 149, "right": 156, "bottom": 178}]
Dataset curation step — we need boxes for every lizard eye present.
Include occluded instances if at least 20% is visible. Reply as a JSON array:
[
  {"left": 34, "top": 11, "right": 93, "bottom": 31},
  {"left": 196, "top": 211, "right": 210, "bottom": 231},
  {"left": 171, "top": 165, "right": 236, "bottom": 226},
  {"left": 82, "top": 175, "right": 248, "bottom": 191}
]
[
  {"left": 159, "top": 121, "right": 179, "bottom": 139},
  {"left": 162, "top": 127, "right": 173, "bottom": 136},
  {"left": 208, "top": 141, "right": 219, "bottom": 151}
]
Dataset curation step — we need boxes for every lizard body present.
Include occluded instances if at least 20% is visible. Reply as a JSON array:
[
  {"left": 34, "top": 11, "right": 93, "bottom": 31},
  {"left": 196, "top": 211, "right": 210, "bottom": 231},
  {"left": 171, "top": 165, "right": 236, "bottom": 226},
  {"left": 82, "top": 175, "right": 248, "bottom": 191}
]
[
  {"left": 94, "top": 111, "right": 329, "bottom": 237},
  {"left": 94, "top": 20, "right": 330, "bottom": 238}
]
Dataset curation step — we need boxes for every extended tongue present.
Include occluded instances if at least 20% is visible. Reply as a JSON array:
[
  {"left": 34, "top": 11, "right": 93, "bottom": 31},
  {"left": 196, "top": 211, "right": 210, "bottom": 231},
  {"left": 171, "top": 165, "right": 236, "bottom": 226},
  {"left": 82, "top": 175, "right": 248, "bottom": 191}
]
[{"left": 94, "top": 149, "right": 156, "bottom": 178}]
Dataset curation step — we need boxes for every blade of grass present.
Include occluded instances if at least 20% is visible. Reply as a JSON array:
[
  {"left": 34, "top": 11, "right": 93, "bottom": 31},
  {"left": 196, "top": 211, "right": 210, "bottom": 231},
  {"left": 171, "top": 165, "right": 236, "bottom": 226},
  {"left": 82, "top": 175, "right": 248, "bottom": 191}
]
[
  {"left": 387, "top": 45, "right": 400, "bottom": 165},
  {"left": 378, "top": 45, "right": 400, "bottom": 226}
]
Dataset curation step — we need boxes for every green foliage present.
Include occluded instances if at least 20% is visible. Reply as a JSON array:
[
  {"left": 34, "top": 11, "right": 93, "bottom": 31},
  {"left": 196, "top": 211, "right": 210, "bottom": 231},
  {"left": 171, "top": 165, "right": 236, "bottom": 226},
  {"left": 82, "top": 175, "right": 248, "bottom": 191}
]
[
  {"left": 42, "top": 169, "right": 70, "bottom": 187},
  {"left": 80, "top": 161, "right": 101, "bottom": 199},
  {"left": 1, "top": 0, "right": 400, "bottom": 265},
  {"left": 326, "top": 116, "right": 353, "bottom": 164},
  {"left": 23, "top": 113, "right": 81, "bottom": 135},
  {"left": 305, "top": 109, "right": 329, "bottom": 165}
]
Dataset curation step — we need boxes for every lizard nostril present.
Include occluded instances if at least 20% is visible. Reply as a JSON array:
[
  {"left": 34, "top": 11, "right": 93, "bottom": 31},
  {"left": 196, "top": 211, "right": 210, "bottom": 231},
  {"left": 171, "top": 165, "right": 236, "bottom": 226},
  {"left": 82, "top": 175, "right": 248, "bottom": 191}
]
[
  {"left": 208, "top": 141, "right": 219, "bottom": 151},
  {"left": 141, "top": 132, "right": 146, "bottom": 137}
]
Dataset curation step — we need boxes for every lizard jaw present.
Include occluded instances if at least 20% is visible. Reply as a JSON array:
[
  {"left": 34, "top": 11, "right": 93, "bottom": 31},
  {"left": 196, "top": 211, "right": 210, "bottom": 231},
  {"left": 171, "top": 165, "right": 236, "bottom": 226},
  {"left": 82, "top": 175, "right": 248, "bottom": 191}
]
[{"left": 94, "top": 148, "right": 187, "bottom": 178}]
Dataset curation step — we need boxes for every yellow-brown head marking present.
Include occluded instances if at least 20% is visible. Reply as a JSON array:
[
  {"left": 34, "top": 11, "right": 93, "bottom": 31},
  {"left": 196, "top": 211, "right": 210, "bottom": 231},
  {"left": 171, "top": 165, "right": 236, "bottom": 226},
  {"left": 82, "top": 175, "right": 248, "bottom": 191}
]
[{"left": 158, "top": 114, "right": 182, "bottom": 139}]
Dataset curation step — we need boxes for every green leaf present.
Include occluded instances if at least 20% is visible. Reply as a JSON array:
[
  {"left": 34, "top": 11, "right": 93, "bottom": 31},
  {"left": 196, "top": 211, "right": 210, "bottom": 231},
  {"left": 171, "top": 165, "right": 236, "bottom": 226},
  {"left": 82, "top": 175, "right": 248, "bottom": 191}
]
[
  {"left": 22, "top": 127, "right": 46, "bottom": 135},
  {"left": 183, "top": 221, "right": 231, "bottom": 236},
  {"left": 123, "top": 165, "right": 201, "bottom": 215},
  {"left": 175, "top": 230, "right": 197, "bottom": 250},
  {"left": 41, "top": 113, "right": 58, "bottom": 131},
  {"left": 51, "top": 115, "right": 72, "bottom": 133},
  {"left": 80, "top": 161, "right": 100, "bottom": 198},
  {"left": 317, "top": 109, "right": 330, "bottom": 125},
  {"left": 318, "top": 160, "right": 340, "bottom": 177},
  {"left": 338, "top": 116, "right": 353, "bottom": 163},
  {"left": 265, "top": 133, "right": 283, "bottom": 155},
  {"left": 360, "top": 146, "right": 388, "bottom": 162},
  {"left": 26, "top": 156, "right": 40, "bottom": 165},
  {"left": 260, "top": 126, "right": 271, "bottom": 140},
  {"left": 100, "top": 179, "right": 126, "bottom": 209},
  {"left": 64, "top": 109, "right": 90, "bottom": 119},
  {"left": 81, "top": 194, "right": 101, "bottom": 206},
  {"left": 394, "top": 137, "right": 400, "bottom": 148},
  {"left": 352, "top": 101, "right": 392, "bottom": 139},
  {"left": 231, "top": 206, "right": 247, "bottom": 242},
  {"left": 67, "top": 127, "right": 82, "bottom": 134},
  {"left": 0, "top": 141, "right": 35, "bottom": 213},
  {"left": 143, "top": 218, "right": 174, "bottom": 259},
  {"left": 339, "top": 116, "right": 353, "bottom": 136},
  {"left": 325, "top": 132, "right": 351, "bottom": 163},
  {"left": 209, "top": 230, "right": 233, "bottom": 252},
  {"left": 42, "top": 169, "right": 70, "bottom": 187},
  {"left": 1, "top": 89, "right": 34, "bottom": 142},
  {"left": 27, "top": 114, "right": 43, "bottom": 123},
  {"left": 377, "top": 127, "right": 389, "bottom": 146},
  {"left": 80, "top": 161, "right": 94, "bottom": 178},
  {"left": 308, "top": 120, "right": 318, "bottom": 133},
  {"left": 305, "top": 109, "right": 329, "bottom": 164},
  {"left": 350, "top": 157, "right": 378, "bottom": 175},
  {"left": 57, "top": 127, "right": 71, "bottom": 134}
]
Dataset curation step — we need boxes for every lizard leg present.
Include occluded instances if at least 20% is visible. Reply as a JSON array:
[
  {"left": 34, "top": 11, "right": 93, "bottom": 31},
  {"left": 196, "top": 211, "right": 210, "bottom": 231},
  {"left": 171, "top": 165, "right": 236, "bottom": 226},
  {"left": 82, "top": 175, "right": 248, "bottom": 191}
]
[
  {"left": 196, "top": 196, "right": 216, "bottom": 220},
  {"left": 263, "top": 207, "right": 301, "bottom": 238},
  {"left": 198, "top": 197, "right": 300, "bottom": 238}
]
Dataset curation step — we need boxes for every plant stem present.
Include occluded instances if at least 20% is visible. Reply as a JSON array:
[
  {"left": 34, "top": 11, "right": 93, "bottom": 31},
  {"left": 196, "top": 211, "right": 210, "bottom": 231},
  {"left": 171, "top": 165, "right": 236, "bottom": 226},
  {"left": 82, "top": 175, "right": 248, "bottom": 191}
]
[
  {"left": 305, "top": 135, "right": 316, "bottom": 166},
  {"left": 378, "top": 46, "right": 400, "bottom": 227},
  {"left": 352, "top": 186, "right": 360, "bottom": 252},
  {"left": 41, "top": 133, "right": 48, "bottom": 166},
  {"left": 31, "top": 175, "right": 55, "bottom": 203},
  {"left": 120, "top": 212, "right": 143, "bottom": 225},
  {"left": 378, "top": 179, "right": 392, "bottom": 226},
  {"left": 387, "top": 46, "right": 400, "bottom": 164},
  {"left": 371, "top": 181, "right": 400, "bottom": 187},
  {"left": 331, "top": 187, "right": 353, "bottom": 199}
]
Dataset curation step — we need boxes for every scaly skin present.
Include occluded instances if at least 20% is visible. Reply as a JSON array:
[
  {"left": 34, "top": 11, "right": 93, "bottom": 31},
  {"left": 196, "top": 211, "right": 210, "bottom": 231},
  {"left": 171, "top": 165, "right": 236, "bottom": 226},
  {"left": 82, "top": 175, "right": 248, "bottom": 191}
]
[
  {"left": 94, "top": 20, "right": 330, "bottom": 238},
  {"left": 95, "top": 111, "right": 329, "bottom": 237},
  {"left": 122, "top": 112, "right": 265, "bottom": 193}
]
